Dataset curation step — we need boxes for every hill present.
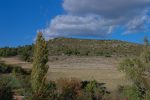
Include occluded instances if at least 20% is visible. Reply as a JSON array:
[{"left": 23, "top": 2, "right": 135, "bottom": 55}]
[
  {"left": 0, "top": 38, "right": 144, "bottom": 61},
  {"left": 47, "top": 38, "right": 143, "bottom": 57}
]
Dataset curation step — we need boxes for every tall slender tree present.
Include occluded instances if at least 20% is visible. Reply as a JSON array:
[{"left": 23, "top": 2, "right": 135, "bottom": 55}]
[{"left": 31, "top": 32, "right": 49, "bottom": 97}]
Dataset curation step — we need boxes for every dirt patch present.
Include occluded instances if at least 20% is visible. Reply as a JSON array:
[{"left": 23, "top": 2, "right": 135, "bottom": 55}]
[
  {"left": 0, "top": 57, "right": 32, "bottom": 69},
  {"left": 0, "top": 56, "right": 129, "bottom": 90}
]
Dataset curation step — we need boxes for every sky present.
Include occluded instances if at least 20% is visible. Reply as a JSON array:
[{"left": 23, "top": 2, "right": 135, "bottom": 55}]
[{"left": 0, "top": 0, "right": 150, "bottom": 47}]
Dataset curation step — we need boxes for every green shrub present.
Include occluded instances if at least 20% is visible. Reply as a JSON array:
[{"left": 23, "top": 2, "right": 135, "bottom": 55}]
[
  {"left": 56, "top": 79, "right": 109, "bottom": 100},
  {"left": 64, "top": 48, "right": 80, "bottom": 56},
  {"left": 104, "top": 52, "right": 112, "bottom": 57},
  {"left": 84, "top": 80, "right": 109, "bottom": 100},
  {"left": 96, "top": 51, "right": 104, "bottom": 56},
  {"left": 42, "top": 81, "right": 57, "bottom": 100},
  {"left": 17, "top": 45, "right": 33, "bottom": 62},
  {"left": 12, "top": 66, "right": 29, "bottom": 76},
  {"left": 0, "top": 62, "right": 13, "bottom": 73},
  {"left": 117, "top": 85, "right": 141, "bottom": 100},
  {"left": 0, "top": 77, "right": 13, "bottom": 100}
]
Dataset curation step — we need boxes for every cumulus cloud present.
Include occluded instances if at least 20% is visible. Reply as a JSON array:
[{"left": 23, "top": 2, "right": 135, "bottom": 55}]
[
  {"left": 125, "top": 15, "right": 150, "bottom": 34},
  {"left": 43, "top": 0, "right": 150, "bottom": 39},
  {"left": 43, "top": 15, "right": 115, "bottom": 39},
  {"left": 63, "top": 0, "right": 150, "bottom": 18}
]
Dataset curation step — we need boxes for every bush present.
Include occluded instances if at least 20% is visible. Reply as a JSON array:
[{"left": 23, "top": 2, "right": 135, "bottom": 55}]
[
  {"left": 17, "top": 45, "right": 33, "bottom": 62},
  {"left": 0, "top": 62, "right": 29, "bottom": 75},
  {"left": 117, "top": 85, "right": 141, "bottom": 100},
  {"left": 96, "top": 51, "right": 112, "bottom": 57},
  {"left": 0, "top": 62, "right": 13, "bottom": 73},
  {"left": 84, "top": 80, "right": 109, "bottom": 100},
  {"left": 64, "top": 48, "right": 80, "bottom": 56},
  {"left": 96, "top": 51, "right": 105, "bottom": 56},
  {"left": 56, "top": 79, "right": 109, "bottom": 100},
  {"left": 12, "top": 66, "right": 29, "bottom": 76},
  {"left": 57, "top": 78, "right": 82, "bottom": 100},
  {"left": 43, "top": 81, "right": 57, "bottom": 100},
  {"left": 0, "top": 77, "right": 13, "bottom": 100}
]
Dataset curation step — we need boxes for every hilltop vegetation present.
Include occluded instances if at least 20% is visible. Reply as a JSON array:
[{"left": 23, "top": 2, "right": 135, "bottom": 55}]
[
  {"left": 48, "top": 38, "right": 143, "bottom": 57},
  {"left": 0, "top": 38, "right": 144, "bottom": 62}
]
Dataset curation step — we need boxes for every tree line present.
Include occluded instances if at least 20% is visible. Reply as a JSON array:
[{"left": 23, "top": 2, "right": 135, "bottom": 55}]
[{"left": 0, "top": 45, "right": 33, "bottom": 62}]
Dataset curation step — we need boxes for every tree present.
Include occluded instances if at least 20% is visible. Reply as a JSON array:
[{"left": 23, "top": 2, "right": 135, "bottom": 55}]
[{"left": 31, "top": 32, "right": 49, "bottom": 99}]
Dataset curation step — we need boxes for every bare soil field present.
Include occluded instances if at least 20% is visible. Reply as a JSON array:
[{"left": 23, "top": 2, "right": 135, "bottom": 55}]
[{"left": 1, "top": 56, "right": 129, "bottom": 90}]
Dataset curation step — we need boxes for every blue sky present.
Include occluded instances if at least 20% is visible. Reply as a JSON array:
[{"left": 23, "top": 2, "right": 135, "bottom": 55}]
[
  {"left": 0, "top": 0, "right": 150, "bottom": 47},
  {"left": 0, "top": 0, "right": 63, "bottom": 47}
]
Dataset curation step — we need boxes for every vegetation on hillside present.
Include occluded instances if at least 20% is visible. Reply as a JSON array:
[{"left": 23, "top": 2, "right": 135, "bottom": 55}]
[
  {"left": 0, "top": 38, "right": 144, "bottom": 62},
  {"left": 48, "top": 38, "right": 143, "bottom": 57}
]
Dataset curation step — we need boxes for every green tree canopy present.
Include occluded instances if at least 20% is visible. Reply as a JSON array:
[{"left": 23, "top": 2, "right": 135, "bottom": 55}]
[{"left": 31, "top": 32, "right": 49, "bottom": 99}]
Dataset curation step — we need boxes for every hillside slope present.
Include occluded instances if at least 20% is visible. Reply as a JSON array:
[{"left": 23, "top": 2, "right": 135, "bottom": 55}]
[
  {"left": 0, "top": 38, "right": 144, "bottom": 59},
  {"left": 48, "top": 38, "right": 143, "bottom": 57}
]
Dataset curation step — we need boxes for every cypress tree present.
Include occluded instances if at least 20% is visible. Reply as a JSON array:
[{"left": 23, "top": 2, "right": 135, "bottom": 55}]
[{"left": 31, "top": 32, "right": 49, "bottom": 96}]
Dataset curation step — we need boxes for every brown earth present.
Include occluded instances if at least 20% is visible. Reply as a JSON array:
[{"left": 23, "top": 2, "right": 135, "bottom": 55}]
[{"left": 1, "top": 56, "right": 129, "bottom": 90}]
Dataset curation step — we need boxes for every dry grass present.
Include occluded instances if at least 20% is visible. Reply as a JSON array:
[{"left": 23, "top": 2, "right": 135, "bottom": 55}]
[
  {"left": 0, "top": 56, "right": 130, "bottom": 90},
  {"left": 0, "top": 57, "right": 32, "bottom": 69}
]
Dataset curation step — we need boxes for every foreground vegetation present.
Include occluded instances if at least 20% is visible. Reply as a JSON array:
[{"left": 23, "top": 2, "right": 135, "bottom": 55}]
[{"left": 117, "top": 37, "right": 150, "bottom": 100}]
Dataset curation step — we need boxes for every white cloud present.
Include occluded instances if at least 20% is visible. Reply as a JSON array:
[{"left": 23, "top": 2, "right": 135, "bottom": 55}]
[
  {"left": 125, "top": 14, "right": 150, "bottom": 34},
  {"left": 63, "top": 0, "right": 150, "bottom": 18},
  {"left": 42, "top": 0, "right": 150, "bottom": 39},
  {"left": 43, "top": 15, "right": 116, "bottom": 39}
]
